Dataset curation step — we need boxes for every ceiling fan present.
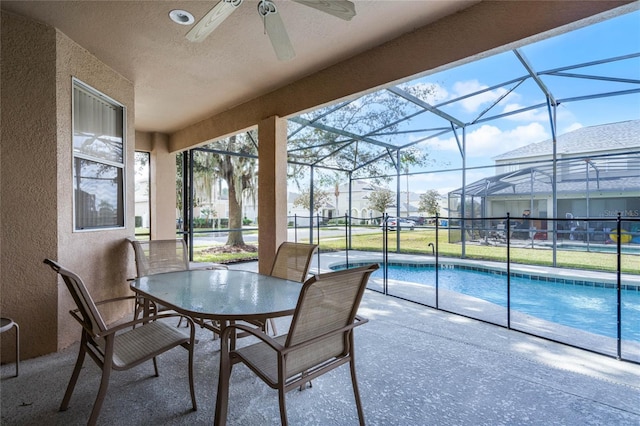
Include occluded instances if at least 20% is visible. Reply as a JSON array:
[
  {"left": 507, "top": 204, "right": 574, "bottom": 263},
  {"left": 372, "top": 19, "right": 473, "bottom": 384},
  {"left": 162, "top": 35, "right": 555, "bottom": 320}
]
[{"left": 186, "top": 0, "right": 356, "bottom": 61}]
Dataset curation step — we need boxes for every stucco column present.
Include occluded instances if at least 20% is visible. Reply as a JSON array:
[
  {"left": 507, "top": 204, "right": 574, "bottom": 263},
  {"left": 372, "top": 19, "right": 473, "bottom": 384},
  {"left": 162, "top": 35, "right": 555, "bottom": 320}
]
[
  {"left": 150, "top": 133, "right": 178, "bottom": 239},
  {"left": 258, "top": 116, "right": 288, "bottom": 273}
]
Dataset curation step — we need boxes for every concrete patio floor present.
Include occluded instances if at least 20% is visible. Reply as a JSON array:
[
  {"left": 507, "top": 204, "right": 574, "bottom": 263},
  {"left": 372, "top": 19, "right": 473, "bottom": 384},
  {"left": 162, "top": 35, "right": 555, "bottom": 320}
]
[{"left": 2, "top": 260, "right": 639, "bottom": 425}]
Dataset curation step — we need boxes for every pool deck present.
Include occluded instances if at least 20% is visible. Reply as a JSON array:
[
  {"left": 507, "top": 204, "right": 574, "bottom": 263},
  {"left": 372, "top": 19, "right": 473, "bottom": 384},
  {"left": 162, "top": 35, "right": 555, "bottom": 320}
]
[{"left": 2, "top": 255, "right": 639, "bottom": 425}]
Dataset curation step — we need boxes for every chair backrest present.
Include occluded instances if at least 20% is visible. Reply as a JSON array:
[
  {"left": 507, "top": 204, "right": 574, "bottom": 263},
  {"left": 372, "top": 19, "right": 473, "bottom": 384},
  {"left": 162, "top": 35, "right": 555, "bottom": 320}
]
[
  {"left": 269, "top": 242, "right": 318, "bottom": 282},
  {"left": 284, "top": 264, "right": 378, "bottom": 376},
  {"left": 44, "top": 259, "right": 108, "bottom": 335},
  {"left": 128, "top": 238, "right": 189, "bottom": 276}
]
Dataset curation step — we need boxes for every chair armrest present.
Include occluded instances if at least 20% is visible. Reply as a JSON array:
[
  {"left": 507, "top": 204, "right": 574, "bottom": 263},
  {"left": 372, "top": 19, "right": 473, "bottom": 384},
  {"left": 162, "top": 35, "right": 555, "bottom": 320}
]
[
  {"left": 222, "top": 316, "right": 369, "bottom": 356},
  {"left": 68, "top": 307, "right": 194, "bottom": 338},
  {"left": 279, "top": 315, "right": 369, "bottom": 356},
  {"left": 94, "top": 295, "right": 137, "bottom": 307},
  {"left": 67, "top": 295, "right": 139, "bottom": 337},
  {"left": 221, "top": 323, "right": 285, "bottom": 352},
  {"left": 97, "top": 312, "right": 195, "bottom": 338}
]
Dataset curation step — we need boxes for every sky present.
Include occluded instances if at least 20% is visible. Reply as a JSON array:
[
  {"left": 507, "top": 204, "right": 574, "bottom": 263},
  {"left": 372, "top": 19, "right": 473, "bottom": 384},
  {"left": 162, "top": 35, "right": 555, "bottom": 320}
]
[{"left": 381, "top": 8, "right": 640, "bottom": 196}]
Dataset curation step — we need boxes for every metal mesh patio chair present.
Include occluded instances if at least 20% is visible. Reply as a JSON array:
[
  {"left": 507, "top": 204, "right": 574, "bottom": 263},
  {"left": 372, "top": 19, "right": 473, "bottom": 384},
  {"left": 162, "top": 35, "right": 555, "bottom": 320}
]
[
  {"left": 264, "top": 242, "right": 318, "bottom": 335},
  {"left": 127, "top": 237, "right": 227, "bottom": 332},
  {"left": 215, "top": 263, "right": 378, "bottom": 426},
  {"left": 44, "top": 259, "right": 197, "bottom": 426},
  {"left": 127, "top": 237, "right": 228, "bottom": 277},
  {"left": 269, "top": 242, "right": 318, "bottom": 282}
]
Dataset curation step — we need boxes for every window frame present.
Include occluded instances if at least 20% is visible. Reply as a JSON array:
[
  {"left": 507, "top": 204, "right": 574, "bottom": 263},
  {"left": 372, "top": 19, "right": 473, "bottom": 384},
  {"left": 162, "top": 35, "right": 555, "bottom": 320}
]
[{"left": 72, "top": 77, "right": 126, "bottom": 232}]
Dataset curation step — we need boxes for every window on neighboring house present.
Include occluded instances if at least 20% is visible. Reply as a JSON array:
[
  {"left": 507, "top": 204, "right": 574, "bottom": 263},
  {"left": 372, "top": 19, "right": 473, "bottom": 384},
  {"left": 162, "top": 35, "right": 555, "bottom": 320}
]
[{"left": 72, "top": 79, "right": 125, "bottom": 230}]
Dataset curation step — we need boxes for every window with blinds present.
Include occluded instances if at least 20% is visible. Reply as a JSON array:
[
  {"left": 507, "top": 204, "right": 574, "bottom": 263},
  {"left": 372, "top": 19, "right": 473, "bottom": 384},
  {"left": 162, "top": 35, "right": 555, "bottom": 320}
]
[{"left": 72, "top": 79, "right": 125, "bottom": 230}]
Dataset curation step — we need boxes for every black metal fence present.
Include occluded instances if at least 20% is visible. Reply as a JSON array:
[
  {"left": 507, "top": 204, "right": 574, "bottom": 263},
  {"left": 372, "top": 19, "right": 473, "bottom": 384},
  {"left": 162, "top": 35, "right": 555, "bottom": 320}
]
[{"left": 286, "top": 212, "right": 640, "bottom": 364}]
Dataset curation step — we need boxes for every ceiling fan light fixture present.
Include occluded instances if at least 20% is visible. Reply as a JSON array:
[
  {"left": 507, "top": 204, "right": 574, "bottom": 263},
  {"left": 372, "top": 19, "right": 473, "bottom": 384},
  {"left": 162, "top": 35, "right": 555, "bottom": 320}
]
[{"left": 169, "top": 9, "right": 195, "bottom": 25}]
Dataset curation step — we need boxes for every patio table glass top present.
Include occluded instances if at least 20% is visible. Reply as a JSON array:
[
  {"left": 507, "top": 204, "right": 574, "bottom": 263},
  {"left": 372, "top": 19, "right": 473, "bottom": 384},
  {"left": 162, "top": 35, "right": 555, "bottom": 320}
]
[{"left": 130, "top": 269, "right": 303, "bottom": 321}]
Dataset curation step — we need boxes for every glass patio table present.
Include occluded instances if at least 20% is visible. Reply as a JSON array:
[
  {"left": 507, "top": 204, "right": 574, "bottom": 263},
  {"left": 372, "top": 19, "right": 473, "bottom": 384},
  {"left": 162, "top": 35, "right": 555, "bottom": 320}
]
[
  {"left": 129, "top": 269, "right": 303, "bottom": 346},
  {"left": 131, "top": 269, "right": 303, "bottom": 422}
]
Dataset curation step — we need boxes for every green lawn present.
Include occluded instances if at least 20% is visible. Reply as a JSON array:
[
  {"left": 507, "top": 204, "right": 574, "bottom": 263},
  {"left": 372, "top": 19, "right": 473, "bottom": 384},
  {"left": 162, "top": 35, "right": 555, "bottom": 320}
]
[
  {"left": 193, "top": 227, "right": 637, "bottom": 274},
  {"left": 197, "top": 251, "right": 259, "bottom": 263}
]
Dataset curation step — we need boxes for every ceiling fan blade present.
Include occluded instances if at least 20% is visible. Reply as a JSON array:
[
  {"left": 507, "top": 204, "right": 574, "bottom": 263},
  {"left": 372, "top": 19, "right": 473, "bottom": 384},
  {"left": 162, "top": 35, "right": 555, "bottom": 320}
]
[
  {"left": 264, "top": 11, "right": 296, "bottom": 61},
  {"left": 293, "top": 0, "right": 356, "bottom": 21},
  {"left": 186, "top": 0, "right": 243, "bottom": 42}
]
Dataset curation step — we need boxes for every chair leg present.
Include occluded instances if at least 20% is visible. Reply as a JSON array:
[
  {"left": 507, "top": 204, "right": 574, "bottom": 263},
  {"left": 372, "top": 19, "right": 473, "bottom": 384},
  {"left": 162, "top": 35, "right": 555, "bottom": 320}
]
[
  {"left": 14, "top": 321, "right": 19, "bottom": 377},
  {"left": 214, "top": 337, "right": 232, "bottom": 426},
  {"left": 298, "top": 371, "right": 312, "bottom": 391},
  {"left": 152, "top": 357, "right": 159, "bottom": 377},
  {"left": 267, "top": 318, "right": 278, "bottom": 335},
  {"left": 278, "top": 386, "right": 289, "bottom": 426},
  {"left": 88, "top": 361, "right": 112, "bottom": 426},
  {"left": 211, "top": 320, "right": 219, "bottom": 340},
  {"left": 59, "top": 337, "right": 87, "bottom": 411},
  {"left": 187, "top": 327, "right": 197, "bottom": 411},
  {"left": 134, "top": 300, "right": 142, "bottom": 320},
  {"left": 349, "top": 358, "right": 365, "bottom": 426}
]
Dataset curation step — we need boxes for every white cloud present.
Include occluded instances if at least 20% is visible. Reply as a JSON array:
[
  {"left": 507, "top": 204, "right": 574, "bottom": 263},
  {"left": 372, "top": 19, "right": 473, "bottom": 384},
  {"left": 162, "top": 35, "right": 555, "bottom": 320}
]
[
  {"left": 422, "top": 122, "right": 549, "bottom": 158},
  {"left": 407, "top": 172, "right": 460, "bottom": 195},
  {"left": 451, "top": 80, "right": 511, "bottom": 113}
]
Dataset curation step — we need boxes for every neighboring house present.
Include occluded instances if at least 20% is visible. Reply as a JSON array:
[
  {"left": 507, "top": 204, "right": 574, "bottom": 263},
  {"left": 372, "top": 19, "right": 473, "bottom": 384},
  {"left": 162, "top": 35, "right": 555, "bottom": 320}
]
[
  {"left": 336, "top": 180, "right": 425, "bottom": 221},
  {"left": 286, "top": 191, "right": 334, "bottom": 225},
  {"left": 134, "top": 173, "right": 150, "bottom": 229},
  {"left": 285, "top": 180, "right": 426, "bottom": 224},
  {"left": 450, "top": 120, "right": 640, "bottom": 235},
  {"left": 337, "top": 180, "right": 380, "bottom": 220}
]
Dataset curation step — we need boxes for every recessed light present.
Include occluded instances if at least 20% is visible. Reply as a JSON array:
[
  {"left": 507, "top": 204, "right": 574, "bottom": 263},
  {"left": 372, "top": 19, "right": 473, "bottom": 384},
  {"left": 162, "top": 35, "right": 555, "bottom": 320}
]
[{"left": 169, "top": 9, "right": 195, "bottom": 25}]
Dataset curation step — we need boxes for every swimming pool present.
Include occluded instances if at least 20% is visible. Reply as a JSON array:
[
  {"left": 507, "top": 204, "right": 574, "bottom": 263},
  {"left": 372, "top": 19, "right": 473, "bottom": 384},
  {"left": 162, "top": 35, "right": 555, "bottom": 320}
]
[{"left": 334, "top": 263, "right": 640, "bottom": 342}]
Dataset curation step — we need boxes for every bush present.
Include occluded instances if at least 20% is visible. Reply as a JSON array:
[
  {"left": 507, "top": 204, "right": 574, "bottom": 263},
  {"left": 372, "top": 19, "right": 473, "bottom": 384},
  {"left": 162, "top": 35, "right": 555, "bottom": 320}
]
[
  {"left": 135, "top": 216, "right": 142, "bottom": 227},
  {"left": 193, "top": 218, "right": 210, "bottom": 228}
]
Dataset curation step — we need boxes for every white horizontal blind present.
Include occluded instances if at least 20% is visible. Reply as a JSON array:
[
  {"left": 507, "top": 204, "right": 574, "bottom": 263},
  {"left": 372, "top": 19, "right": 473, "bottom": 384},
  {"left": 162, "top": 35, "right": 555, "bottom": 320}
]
[
  {"left": 73, "top": 85, "right": 123, "bottom": 164},
  {"left": 72, "top": 80, "right": 125, "bottom": 230}
]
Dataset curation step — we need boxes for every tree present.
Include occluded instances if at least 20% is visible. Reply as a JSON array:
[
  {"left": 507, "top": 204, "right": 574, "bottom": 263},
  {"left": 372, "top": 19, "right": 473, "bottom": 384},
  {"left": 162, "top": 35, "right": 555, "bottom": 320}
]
[
  {"left": 418, "top": 190, "right": 443, "bottom": 217},
  {"left": 287, "top": 84, "right": 438, "bottom": 187},
  {"left": 193, "top": 132, "right": 258, "bottom": 247},
  {"left": 293, "top": 187, "right": 331, "bottom": 215},
  {"left": 367, "top": 188, "right": 395, "bottom": 217},
  {"left": 318, "top": 171, "right": 345, "bottom": 216}
]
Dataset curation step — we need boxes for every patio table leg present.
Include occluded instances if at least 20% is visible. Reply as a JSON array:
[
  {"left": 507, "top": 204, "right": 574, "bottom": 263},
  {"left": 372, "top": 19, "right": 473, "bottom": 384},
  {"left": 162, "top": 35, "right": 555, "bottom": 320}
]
[{"left": 214, "top": 325, "right": 232, "bottom": 426}]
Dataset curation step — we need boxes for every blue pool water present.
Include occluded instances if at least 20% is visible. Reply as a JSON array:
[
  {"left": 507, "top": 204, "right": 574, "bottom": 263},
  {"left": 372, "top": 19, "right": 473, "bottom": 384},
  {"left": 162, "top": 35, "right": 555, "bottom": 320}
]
[{"left": 359, "top": 264, "right": 640, "bottom": 342}]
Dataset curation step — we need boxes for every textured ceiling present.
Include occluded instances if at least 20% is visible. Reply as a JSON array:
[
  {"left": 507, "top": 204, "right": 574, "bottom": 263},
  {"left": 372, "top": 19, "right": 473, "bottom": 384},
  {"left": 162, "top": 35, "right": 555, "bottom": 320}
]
[{"left": 1, "top": 1, "right": 479, "bottom": 133}]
